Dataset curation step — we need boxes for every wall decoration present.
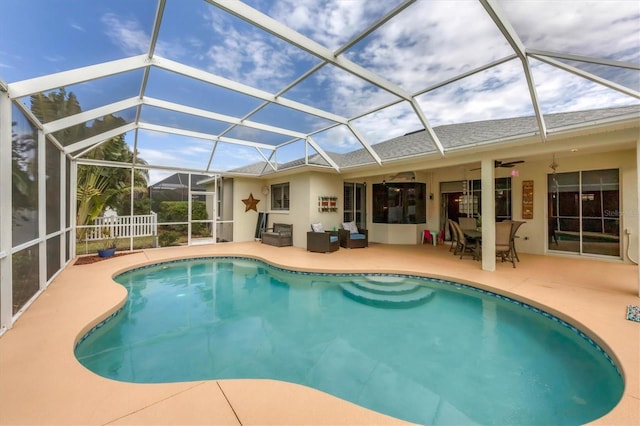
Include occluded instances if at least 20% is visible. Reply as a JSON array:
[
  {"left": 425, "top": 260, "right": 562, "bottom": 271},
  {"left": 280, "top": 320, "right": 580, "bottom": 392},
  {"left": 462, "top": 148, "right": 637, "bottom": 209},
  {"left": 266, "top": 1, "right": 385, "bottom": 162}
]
[
  {"left": 242, "top": 193, "right": 260, "bottom": 212},
  {"left": 318, "top": 196, "right": 338, "bottom": 212},
  {"left": 522, "top": 180, "right": 534, "bottom": 219}
]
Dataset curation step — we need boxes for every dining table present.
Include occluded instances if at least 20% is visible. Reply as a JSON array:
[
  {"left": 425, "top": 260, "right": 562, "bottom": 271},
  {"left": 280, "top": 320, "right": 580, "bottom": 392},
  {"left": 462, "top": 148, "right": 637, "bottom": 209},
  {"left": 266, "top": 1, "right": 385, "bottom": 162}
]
[
  {"left": 463, "top": 221, "right": 526, "bottom": 264},
  {"left": 462, "top": 229, "right": 482, "bottom": 260}
]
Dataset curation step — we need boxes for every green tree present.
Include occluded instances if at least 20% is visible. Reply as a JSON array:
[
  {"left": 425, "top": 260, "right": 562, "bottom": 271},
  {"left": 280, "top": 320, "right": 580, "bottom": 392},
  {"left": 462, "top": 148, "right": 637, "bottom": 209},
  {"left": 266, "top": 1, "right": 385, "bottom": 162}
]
[
  {"left": 11, "top": 119, "right": 38, "bottom": 210},
  {"left": 29, "top": 89, "right": 149, "bottom": 240}
]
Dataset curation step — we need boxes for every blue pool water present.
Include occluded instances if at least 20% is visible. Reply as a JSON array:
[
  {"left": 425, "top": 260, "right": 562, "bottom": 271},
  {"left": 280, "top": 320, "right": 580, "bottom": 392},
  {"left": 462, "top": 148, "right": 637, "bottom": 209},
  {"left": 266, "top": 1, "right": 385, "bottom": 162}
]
[{"left": 75, "top": 257, "right": 623, "bottom": 425}]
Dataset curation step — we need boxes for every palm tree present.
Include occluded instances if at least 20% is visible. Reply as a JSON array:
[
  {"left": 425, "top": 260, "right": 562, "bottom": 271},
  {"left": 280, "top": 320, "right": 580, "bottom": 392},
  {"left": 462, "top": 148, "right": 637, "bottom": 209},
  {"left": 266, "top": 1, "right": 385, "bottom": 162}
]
[{"left": 30, "top": 89, "right": 148, "bottom": 240}]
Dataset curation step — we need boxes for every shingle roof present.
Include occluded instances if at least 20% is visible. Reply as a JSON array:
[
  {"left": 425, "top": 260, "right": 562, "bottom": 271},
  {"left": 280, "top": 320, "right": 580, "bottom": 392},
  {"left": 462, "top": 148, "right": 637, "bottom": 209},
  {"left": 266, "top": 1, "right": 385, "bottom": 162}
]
[
  {"left": 227, "top": 105, "right": 640, "bottom": 174},
  {"left": 149, "top": 172, "right": 211, "bottom": 190}
]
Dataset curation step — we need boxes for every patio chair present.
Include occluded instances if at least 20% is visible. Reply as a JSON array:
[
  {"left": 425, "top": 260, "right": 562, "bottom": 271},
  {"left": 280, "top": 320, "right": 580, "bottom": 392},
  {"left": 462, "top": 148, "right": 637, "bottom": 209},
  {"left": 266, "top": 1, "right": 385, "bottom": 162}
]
[
  {"left": 307, "top": 223, "right": 339, "bottom": 253},
  {"left": 496, "top": 221, "right": 515, "bottom": 267},
  {"left": 338, "top": 221, "right": 368, "bottom": 248},
  {"left": 509, "top": 220, "right": 525, "bottom": 262},
  {"left": 458, "top": 217, "right": 477, "bottom": 230},
  {"left": 447, "top": 219, "right": 458, "bottom": 252},
  {"left": 261, "top": 223, "right": 293, "bottom": 247},
  {"left": 451, "top": 220, "right": 477, "bottom": 259}
]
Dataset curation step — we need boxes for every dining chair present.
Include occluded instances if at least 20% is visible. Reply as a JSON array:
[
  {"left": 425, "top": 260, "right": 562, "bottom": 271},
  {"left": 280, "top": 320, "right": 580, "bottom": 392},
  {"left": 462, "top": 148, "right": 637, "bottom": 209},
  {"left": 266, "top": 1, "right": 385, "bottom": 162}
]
[
  {"left": 447, "top": 219, "right": 458, "bottom": 252},
  {"left": 451, "top": 220, "right": 477, "bottom": 259},
  {"left": 496, "top": 221, "right": 515, "bottom": 267},
  {"left": 509, "top": 221, "right": 525, "bottom": 262},
  {"left": 458, "top": 217, "right": 477, "bottom": 230}
]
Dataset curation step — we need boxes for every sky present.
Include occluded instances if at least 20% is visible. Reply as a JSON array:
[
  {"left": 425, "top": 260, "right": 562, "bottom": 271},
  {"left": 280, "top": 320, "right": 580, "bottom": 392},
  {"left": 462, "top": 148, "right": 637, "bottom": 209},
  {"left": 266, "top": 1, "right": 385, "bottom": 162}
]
[{"left": 1, "top": 0, "right": 638, "bottom": 184}]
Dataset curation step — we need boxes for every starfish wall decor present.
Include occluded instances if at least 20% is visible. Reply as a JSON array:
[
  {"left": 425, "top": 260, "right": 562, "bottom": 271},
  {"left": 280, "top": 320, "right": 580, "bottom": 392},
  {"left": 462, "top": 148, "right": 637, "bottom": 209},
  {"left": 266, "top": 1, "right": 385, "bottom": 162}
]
[{"left": 242, "top": 193, "right": 260, "bottom": 212}]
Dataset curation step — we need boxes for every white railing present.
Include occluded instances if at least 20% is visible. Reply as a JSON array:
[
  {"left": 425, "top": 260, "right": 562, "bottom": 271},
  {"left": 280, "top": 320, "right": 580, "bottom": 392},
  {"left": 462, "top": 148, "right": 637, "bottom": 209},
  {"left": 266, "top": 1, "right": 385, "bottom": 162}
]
[{"left": 83, "top": 213, "right": 158, "bottom": 240}]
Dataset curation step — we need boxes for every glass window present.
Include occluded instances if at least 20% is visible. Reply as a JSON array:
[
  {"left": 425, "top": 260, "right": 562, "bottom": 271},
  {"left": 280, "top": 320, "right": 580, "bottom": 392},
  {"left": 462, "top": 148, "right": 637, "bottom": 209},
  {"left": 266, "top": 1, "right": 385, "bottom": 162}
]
[
  {"left": 372, "top": 183, "right": 426, "bottom": 224},
  {"left": 494, "top": 178, "right": 512, "bottom": 221},
  {"left": 343, "top": 183, "right": 366, "bottom": 228},
  {"left": 440, "top": 178, "right": 511, "bottom": 224},
  {"left": 271, "top": 183, "right": 289, "bottom": 211},
  {"left": 12, "top": 105, "right": 39, "bottom": 246}
]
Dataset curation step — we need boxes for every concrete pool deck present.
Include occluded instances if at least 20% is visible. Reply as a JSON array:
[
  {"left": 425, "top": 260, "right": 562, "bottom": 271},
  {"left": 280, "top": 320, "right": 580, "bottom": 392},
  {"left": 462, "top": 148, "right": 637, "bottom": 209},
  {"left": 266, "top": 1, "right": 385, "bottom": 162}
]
[{"left": 0, "top": 242, "right": 638, "bottom": 425}]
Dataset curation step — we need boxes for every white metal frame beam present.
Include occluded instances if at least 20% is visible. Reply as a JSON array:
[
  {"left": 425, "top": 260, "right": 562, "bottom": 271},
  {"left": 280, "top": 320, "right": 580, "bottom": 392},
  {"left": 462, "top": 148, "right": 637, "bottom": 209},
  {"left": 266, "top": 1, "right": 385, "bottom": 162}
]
[
  {"left": 526, "top": 49, "right": 640, "bottom": 71},
  {"left": 143, "top": 97, "right": 309, "bottom": 139},
  {"left": 43, "top": 97, "right": 142, "bottom": 135},
  {"left": 347, "top": 124, "right": 383, "bottom": 166},
  {"left": 207, "top": 0, "right": 413, "bottom": 101},
  {"left": 0, "top": 90, "right": 13, "bottom": 330},
  {"left": 410, "top": 99, "right": 445, "bottom": 156},
  {"left": 137, "top": 122, "right": 277, "bottom": 151},
  {"left": 530, "top": 54, "right": 640, "bottom": 99},
  {"left": 306, "top": 137, "right": 341, "bottom": 171},
  {"left": 7, "top": 55, "right": 150, "bottom": 99},
  {"left": 66, "top": 123, "right": 137, "bottom": 156},
  {"left": 154, "top": 57, "right": 348, "bottom": 124},
  {"left": 480, "top": 0, "right": 547, "bottom": 142}
]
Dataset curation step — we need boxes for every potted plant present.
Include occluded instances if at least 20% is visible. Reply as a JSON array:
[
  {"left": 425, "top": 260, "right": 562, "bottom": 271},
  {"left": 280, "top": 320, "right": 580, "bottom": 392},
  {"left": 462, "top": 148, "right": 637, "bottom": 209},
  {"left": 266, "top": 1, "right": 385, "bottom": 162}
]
[{"left": 97, "top": 228, "right": 118, "bottom": 258}]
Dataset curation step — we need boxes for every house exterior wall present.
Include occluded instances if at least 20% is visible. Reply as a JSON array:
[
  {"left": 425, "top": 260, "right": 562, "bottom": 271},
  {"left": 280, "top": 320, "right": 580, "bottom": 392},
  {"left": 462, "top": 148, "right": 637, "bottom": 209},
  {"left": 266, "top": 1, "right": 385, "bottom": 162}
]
[
  {"left": 429, "top": 149, "right": 638, "bottom": 261},
  {"left": 227, "top": 173, "right": 343, "bottom": 248},
  {"left": 231, "top": 179, "right": 265, "bottom": 243},
  {"left": 225, "top": 148, "right": 637, "bottom": 264}
]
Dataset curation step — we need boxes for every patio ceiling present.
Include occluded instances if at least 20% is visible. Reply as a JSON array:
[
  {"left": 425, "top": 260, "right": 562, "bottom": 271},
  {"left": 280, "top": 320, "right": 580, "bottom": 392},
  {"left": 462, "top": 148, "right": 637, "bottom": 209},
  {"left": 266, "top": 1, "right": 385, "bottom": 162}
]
[{"left": 1, "top": 0, "right": 639, "bottom": 182}]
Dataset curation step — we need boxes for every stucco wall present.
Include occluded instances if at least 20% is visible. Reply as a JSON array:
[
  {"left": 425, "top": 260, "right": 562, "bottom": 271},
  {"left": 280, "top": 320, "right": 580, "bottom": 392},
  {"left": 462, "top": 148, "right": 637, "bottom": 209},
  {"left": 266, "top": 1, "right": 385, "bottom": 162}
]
[
  {"left": 229, "top": 173, "right": 343, "bottom": 249},
  {"left": 430, "top": 149, "right": 638, "bottom": 261},
  {"left": 225, "top": 149, "right": 637, "bottom": 263}
]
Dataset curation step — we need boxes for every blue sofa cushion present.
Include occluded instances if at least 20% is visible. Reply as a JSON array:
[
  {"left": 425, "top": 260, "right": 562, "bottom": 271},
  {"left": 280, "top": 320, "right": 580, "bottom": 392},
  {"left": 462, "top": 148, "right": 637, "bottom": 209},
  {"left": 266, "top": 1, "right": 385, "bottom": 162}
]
[{"left": 350, "top": 233, "right": 366, "bottom": 240}]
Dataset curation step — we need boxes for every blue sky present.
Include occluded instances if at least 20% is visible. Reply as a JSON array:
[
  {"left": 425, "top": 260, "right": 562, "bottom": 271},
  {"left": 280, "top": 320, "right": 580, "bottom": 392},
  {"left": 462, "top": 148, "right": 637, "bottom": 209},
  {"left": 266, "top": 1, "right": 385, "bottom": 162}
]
[{"left": 1, "top": 0, "right": 638, "bottom": 183}]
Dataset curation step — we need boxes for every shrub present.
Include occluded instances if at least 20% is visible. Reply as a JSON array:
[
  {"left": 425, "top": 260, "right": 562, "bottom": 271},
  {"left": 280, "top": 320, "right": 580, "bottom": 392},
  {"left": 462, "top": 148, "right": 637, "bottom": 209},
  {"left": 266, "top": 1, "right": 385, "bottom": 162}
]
[
  {"left": 158, "top": 231, "right": 179, "bottom": 247},
  {"left": 158, "top": 201, "right": 209, "bottom": 234}
]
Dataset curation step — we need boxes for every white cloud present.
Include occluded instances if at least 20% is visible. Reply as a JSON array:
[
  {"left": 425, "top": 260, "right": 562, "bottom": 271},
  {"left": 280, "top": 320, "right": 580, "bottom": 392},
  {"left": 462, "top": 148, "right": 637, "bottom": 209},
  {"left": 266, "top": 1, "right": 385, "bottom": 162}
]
[
  {"left": 210, "top": 142, "right": 266, "bottom": 171},
  {"left": 312, "top": 125, "right": 361, "bottom": 153},
  {"left": 69, "top": 21, "right": 85, "bottom": 32},
  {"left": 351, "top": 102, "right": 423, "bottom": 145},
  {"left": 202, "top": 9, "right": 299, "bottom": 92},
  {"left": 415, "top": 60, "right": 535, "bottom": 126},
  {"left": 269, "top": 0, "right": 392, "bottom": 50},
  {"left": 498, "top": 0, "right": 640, "bottom": 62},
  {"left": 101, "top": 13, "right": 150, "bottom": 56},
  {"left": 531, "top": 60, "right": 639, "bottom": 114},
  {"left": 44, "top": 54, "right": 65, "bottom": 63}
]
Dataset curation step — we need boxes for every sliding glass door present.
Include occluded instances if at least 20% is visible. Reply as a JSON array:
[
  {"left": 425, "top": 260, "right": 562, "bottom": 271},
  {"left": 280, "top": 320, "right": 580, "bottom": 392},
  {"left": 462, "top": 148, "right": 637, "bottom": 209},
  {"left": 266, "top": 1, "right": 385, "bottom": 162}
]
[{"left": 547, "top": 169, "right": 619, "bottom": 257}]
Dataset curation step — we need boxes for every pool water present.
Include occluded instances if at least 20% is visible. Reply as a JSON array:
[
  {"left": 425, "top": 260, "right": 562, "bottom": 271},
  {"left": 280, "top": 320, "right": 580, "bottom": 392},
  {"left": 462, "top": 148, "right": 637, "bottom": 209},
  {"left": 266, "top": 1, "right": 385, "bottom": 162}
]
[{"left": 75, "top": 257, "right": 623, "bottom": 425}]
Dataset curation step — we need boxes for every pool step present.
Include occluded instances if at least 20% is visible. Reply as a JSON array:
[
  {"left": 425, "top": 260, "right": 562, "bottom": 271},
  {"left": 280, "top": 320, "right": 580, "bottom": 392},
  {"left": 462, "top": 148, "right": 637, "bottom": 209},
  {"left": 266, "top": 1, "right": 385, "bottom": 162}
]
[
  {"left": 350, "top": 278, "right": 420, "bottom": 295},
  {"left": 340, "top": 280, "right": 435, "bottom": 308}
]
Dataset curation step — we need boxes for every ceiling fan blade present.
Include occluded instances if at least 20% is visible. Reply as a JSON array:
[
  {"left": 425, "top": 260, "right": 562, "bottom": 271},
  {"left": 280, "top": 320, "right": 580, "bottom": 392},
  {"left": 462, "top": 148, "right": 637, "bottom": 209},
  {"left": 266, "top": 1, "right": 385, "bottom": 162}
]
[
  {"left": 472, "top": 159, "right": 525, "bottom": 170},
  {"left": 499, "top": 160, "right": 525, "bottom": 167}
]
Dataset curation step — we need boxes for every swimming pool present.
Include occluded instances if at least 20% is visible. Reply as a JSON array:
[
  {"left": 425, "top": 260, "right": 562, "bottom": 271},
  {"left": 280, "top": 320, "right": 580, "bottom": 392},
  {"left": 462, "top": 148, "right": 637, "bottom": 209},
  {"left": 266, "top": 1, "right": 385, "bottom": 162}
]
[{"left": 75, "top": 257, "right": 623, "bottom": 425}]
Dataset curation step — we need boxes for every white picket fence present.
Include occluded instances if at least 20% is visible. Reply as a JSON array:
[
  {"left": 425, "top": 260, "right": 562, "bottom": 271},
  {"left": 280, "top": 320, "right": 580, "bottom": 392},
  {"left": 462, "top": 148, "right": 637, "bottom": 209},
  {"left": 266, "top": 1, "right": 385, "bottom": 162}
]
[{"left": 83, "top": 213, "right": 158, "bottom": 241}]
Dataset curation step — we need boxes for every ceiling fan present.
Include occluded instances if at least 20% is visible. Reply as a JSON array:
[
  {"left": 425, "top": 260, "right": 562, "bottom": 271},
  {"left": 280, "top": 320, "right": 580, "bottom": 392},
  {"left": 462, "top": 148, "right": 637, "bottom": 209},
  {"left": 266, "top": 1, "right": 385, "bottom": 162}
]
[
  {"left": 549, "top": 154, "right": 559, "bottom": 174},
  {"left": 470, "top": 160, "right": 524, "bottom": 171}
]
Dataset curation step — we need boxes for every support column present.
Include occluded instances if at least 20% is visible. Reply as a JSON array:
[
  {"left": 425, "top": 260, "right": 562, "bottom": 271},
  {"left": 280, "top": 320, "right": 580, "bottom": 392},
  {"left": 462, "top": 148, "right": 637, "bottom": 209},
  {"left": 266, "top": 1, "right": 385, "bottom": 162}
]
[
  {"left": 481, "top": 158, "right": 496, "bottom": 271},
  {"left": 0, "top": 91, "right": 13, "bottom": 330},
  {"left": 38, "top": 130, "right": 46, "bottom": 289},
  {"left": 637, "top": 138, "right": 640, "bottom": 297}
]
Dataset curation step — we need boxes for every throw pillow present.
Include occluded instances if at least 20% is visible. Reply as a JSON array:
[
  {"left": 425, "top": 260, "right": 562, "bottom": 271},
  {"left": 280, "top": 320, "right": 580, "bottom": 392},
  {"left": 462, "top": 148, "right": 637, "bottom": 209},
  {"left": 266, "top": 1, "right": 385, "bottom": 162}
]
[
  {"left": 311, "top": 222, "right": 324, "bottom": 232},
  {"left": 342, "top": 221, "right": 358, "bottom": 234}
]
